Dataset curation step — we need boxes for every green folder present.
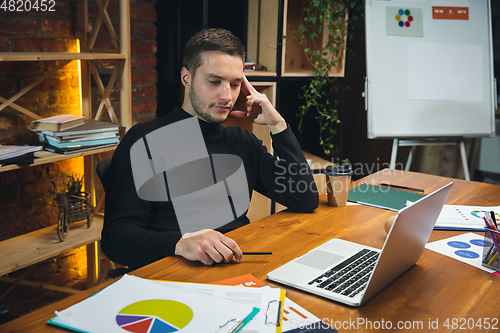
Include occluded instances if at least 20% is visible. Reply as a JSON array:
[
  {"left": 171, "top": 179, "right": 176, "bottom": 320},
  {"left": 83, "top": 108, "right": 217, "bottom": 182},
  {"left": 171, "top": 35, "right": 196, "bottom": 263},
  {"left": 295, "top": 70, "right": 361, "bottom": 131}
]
[{"left": 348, "top": 184, "right": 426, "bottom": 211}]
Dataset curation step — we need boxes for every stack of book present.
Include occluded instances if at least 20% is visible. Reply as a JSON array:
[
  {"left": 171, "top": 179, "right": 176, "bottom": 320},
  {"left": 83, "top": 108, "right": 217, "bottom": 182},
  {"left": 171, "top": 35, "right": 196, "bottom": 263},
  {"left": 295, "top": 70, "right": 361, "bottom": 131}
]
[{"left": 29, "top": 115, "right": 120, "bottom": 155}]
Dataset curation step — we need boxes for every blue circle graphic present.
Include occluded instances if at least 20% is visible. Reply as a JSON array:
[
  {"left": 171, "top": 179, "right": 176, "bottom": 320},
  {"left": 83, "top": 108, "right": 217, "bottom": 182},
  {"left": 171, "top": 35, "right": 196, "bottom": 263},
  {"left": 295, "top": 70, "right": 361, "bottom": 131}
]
[
  {"left": 470, "top": 239, "right": 485, "bottom": 247},
  {"left": 447, "top": 241, "right": 471, "bottom": 249},
  {"left": 399, "top": 9, "right": 404, "bottom": 15},
  {"left": 455, "top": 250, "right": 480, "bottom": 259}
]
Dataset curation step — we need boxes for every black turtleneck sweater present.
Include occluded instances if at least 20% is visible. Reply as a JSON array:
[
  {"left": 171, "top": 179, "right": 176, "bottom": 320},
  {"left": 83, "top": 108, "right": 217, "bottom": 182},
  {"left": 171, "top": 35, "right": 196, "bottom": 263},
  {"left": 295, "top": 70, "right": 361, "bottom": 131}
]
[{"left": 101, "top": 106, "right": 319, "bottom": 269}]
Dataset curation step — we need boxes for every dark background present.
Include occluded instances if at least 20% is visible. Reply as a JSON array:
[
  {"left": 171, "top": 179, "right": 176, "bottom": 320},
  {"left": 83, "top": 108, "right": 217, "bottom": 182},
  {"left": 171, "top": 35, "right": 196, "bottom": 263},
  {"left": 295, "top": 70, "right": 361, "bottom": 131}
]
[{"left": 155, "top": 1, "right": 500, "bottom": 181}]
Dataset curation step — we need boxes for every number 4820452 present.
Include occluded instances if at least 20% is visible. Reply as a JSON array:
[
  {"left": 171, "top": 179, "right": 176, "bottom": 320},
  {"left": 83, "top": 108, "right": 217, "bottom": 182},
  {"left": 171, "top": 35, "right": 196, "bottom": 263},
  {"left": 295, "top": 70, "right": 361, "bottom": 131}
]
[
  {"left": 0, "top": 0, "right": 56, "bottom": 12},
  {"left": 443, "top": 318, "right": 499, "bottom": 330}
]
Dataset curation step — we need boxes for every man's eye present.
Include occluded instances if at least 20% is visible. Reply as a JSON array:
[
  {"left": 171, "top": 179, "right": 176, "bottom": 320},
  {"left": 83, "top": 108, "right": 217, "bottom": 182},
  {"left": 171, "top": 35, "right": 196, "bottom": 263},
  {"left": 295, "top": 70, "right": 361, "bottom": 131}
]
[
  {"left": 231, "top": 84, "right": 241, "bottom": 88},
  {"left": 209, "top": 80, "right": 221, "bottom": 85}
]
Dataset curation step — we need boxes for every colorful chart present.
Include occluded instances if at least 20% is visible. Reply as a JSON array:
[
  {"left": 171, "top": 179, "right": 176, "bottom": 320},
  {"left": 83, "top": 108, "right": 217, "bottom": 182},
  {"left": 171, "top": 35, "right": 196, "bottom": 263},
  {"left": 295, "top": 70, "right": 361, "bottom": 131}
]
[
  {"left": 116, "top": 299, "right": 193, "bottom": 333},
  {"left": 470, "top": 210, "right": 482, "bottom": 219},
  {"left": 395, "top": 8, "right": 413, "bottom": 28}
]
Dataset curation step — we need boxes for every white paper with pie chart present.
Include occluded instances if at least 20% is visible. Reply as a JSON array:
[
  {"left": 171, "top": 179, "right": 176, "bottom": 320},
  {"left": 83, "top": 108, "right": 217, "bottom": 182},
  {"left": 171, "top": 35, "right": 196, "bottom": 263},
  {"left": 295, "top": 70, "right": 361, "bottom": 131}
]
[{"left": 48, "top": 274, "right": 254, "bottom": 332}]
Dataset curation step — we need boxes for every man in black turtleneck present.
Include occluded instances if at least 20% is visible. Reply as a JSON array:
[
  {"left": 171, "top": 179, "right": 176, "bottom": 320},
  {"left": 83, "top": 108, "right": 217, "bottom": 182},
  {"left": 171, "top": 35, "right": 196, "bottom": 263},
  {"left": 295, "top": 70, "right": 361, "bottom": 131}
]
[{"left": 101, "top": 28, "right": 319, "bottom": 269}]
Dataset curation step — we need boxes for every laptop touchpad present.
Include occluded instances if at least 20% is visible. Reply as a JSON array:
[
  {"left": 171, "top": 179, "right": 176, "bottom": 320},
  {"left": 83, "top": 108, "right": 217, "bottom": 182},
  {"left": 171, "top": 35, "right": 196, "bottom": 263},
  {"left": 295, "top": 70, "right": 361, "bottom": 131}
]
[{"left": 295, "top": 250, "right": 344, "bottom": 270}]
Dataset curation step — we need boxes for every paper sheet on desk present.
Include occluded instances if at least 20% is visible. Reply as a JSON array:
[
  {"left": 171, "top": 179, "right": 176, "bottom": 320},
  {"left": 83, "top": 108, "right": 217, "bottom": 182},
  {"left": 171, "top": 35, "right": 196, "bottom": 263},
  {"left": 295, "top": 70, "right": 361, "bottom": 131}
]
[
  {"left": 434, "top": 205, "right": 500, "bottom": 231},
  {"left": 426, "top": 233, "right": 500, "bottom": 276},
  {"left": 208, "top": 273, "right": 333, "bottom": 332},
  {"left": 48, "top": 274, "right": 255, "bottom": 333},
  {"left": 153, "top": 280, "right": 285, "bottom": 333}
]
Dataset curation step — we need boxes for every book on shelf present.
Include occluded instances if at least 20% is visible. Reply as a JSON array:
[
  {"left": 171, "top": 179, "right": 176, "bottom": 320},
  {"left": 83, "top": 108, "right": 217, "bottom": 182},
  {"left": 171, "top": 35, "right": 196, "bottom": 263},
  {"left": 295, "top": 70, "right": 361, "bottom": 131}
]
[
  {"left": 42, "top": 142, "right": 118, "bottom": 155},
  {"left": 29, "top": 115, "right": 85, "bottom": 132},
  {"left": 37, "top": 131, "right": 118, "bottom": 143},
  {"left": 39, "top": 135, "right": 119, "bottom": 148},
  {"left": 32, "top": 119, "right": 120, "bottom": 138}
]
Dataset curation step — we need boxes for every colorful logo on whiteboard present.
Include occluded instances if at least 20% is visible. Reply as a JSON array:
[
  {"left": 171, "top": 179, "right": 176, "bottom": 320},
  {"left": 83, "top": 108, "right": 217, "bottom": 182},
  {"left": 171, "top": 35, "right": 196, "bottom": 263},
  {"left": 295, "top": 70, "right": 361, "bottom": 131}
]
[
  {"left": 396, "top": 9, "right": 413, "bottom": 28},
  {"left": 386, "top": 7, "right": 423, "bottom": 37}
]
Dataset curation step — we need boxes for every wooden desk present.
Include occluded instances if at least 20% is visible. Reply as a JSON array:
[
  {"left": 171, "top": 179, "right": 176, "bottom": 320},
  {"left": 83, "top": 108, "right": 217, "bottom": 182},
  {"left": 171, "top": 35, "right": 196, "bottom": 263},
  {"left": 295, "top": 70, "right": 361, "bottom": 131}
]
[{"left": 2, "top": 169, "right": 500, "bottom": 332}]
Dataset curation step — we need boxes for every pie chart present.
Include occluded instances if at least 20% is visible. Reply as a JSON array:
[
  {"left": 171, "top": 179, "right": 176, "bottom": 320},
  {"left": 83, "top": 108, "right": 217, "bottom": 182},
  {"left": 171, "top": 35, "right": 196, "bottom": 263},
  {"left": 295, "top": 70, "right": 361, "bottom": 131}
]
[{"left": 116, "top": 299, "right": 193, "bottom": 333}]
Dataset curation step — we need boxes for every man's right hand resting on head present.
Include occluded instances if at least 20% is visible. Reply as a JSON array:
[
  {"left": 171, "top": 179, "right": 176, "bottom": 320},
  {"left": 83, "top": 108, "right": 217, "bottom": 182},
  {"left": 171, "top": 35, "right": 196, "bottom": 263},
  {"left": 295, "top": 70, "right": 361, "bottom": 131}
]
[{"left": 100, "top": 28, "right": 318, "bottom": 269}]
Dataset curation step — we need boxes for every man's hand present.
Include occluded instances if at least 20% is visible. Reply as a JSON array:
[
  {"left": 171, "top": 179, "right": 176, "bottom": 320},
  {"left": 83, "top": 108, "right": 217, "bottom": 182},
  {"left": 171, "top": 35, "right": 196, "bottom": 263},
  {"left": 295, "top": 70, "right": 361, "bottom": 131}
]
[
  {"left": 230, "top": 75, "right": 287, "bottom": 134},
  {"left": 174, "top": 229, "right": 243, "bottom": 265}
]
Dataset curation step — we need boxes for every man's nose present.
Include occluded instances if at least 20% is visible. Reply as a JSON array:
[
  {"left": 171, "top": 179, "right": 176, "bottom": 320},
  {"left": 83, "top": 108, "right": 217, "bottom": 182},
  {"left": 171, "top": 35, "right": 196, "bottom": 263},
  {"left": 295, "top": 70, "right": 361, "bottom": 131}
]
[{"left": 220, "top": 83, "right": 232, "bottom": 102}]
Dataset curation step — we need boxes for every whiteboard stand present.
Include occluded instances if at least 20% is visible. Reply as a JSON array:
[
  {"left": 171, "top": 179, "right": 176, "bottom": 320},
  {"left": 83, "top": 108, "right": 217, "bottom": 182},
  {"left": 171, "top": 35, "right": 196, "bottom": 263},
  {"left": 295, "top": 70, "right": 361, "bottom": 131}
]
[{"left": 390, "top": 138, "right": 470, "bottom": 181}]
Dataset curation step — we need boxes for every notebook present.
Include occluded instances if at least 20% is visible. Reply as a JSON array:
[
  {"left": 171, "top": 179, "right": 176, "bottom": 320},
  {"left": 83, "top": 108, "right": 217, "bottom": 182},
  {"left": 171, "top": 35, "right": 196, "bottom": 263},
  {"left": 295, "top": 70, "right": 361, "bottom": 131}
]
[
  {"left": 347, "top": 183, "right": 426, "bottom": 211},
  {"left": 29, "top": 115, "right": 84, "bottom": 131},
  {"left": 267, "top": 182, "right": 453, "bottom": 307}
]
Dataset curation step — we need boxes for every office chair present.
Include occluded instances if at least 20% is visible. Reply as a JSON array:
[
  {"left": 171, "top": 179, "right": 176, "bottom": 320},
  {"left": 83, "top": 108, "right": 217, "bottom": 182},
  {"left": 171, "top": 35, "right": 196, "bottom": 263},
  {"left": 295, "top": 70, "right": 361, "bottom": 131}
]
[
  {"left": 96, "top": 159, "right": 131, "bottom": 279},
  {"left": 0, "top": 304, "right": 14, "bottom": 325}
]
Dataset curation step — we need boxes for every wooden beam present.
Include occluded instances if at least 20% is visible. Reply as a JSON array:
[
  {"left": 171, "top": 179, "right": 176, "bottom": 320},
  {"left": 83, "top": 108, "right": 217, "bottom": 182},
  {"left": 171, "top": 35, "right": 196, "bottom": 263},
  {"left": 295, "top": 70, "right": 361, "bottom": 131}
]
[
  {"left": 0, "top": 96, "right": 42, "bottom": 120},
  {"left": 0, "top": 60, "right": 70, "bottom": 115},
  {"left": 0, "top": 266, "right": 36, "bottom": 302},
  {"left": 98, "top": 0, "right": 119, "bottom": 50},
  {"left": 119, "top": 0, "right": 132, "bottom": 131},
  {"left": 0, "top": 276, "right": 80, "bottom": 296},
  {"left": 88, "top": 61, "right": 121, "bottom": 124}
]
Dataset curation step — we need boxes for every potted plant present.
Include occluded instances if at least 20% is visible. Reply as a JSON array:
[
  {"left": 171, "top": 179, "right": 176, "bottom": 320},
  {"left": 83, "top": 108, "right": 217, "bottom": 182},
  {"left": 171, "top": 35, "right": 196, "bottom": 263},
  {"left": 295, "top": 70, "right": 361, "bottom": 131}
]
[
  {"left": 290, "top": 0, "right": 364, "bottom": 161},
  {"left": 53, "top": 173, "right": 93, "bottom": 241}
]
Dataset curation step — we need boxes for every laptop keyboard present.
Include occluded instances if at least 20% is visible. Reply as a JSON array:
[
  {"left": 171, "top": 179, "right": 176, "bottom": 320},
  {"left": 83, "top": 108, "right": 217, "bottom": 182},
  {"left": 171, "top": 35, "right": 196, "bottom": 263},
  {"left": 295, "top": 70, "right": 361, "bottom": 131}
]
[{"left": 308, "top": 249, "right": 379, "bottom": 298}]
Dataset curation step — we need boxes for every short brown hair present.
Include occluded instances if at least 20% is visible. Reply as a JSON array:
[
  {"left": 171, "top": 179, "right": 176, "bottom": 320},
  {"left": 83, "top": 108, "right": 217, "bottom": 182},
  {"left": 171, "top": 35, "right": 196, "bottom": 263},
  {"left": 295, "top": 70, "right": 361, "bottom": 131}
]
[{"left": 183, "top": 28, "right": 245, "bottom": 76}]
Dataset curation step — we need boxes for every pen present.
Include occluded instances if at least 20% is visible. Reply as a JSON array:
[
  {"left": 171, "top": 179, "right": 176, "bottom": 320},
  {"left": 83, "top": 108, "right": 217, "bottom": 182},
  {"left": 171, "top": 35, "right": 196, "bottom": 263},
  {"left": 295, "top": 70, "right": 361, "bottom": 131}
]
[
  {"left": 490, "top": 211, "right": 498, "bottom": 228},
  {"left": 378, "top": 183, "right": 425, "bottom": 193},
  {"left": 484, "top": 212, "right": 500, "bottom": 242},
  {"left": 231, "top": 307, "right": 260, "bottom": 333},
  {"left": 242, "top": 252, "right": 273, "bottom": 255},
  {"left": 484, "top": 216, "right": 500, "bottom": 254},
  {"left": 488, "top": 252, "right": 499, "bottom": 266}
]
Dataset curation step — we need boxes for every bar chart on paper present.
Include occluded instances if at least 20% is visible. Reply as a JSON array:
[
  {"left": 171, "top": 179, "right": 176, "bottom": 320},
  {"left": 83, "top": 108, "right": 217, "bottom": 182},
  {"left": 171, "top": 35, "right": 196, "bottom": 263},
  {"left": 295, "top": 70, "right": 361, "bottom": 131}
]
[{"left": 116, "top": 299, "right": 193, "bottom": 333}]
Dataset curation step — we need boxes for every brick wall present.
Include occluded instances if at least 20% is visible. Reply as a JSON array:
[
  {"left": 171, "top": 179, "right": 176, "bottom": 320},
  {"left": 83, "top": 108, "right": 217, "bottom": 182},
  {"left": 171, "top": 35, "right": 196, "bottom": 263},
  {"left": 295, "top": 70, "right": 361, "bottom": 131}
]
[
  {"left": 0, "top": 2, "right": 82, "bottom": 240},
  {"left": 92, "top": 0, "right": 158, "bottom": 126},
  {"left": 0, "top": 0, "right": 157, "bottom": 316}
]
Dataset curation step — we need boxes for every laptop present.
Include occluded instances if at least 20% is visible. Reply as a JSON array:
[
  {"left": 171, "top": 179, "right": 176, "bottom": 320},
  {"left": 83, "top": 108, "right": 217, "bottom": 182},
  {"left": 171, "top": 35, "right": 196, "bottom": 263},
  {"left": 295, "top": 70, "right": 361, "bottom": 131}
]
[{"left": 267, "top": 182, "right": 453, "bottom": 307}]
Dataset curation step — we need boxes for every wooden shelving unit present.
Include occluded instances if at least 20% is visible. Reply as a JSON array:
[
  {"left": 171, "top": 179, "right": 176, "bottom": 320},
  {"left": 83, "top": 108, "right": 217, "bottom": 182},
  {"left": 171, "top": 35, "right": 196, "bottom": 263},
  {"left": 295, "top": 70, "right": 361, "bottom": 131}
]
[
  {"left": 0, "top": 52, "right": 126, "bottom": 61},
  {"left": 0, "top": 0, "right": 131, "bottom": 288},
  {"left": 243, "top": 0, "right": 341, "bottom": 218},
  {"left": 0, "top": 217, "right": 104, "bottom": 281},
  {"left": 0, "top": 146, "right": 117, "bottom": 174},
  {"left": 246, "top": 0, "right": 347, "bottom": 78},
  {"left": 246, "top": 0, "right": 279, "bottom": 77},
  {"left": 281, "top": 0, "right": 347, "bottom": 77}
]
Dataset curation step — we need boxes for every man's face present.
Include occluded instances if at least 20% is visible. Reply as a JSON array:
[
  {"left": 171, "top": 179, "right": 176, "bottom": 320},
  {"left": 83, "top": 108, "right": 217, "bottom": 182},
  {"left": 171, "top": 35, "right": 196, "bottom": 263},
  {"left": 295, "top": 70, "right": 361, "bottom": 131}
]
[{"left": 185, "top": 51, "right": 244, "bottom": 123}]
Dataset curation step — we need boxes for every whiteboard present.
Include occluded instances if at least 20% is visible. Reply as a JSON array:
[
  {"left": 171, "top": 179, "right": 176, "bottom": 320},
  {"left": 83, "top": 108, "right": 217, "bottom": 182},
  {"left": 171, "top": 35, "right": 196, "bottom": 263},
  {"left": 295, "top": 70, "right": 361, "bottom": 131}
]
[{"left": 365, "top": 0, "right": 495, "bottom": 139}]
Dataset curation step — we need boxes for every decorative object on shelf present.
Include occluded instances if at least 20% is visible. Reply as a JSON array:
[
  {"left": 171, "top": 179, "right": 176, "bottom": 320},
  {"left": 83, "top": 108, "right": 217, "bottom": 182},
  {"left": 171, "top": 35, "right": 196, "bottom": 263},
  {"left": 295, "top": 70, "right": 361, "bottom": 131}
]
[
  {"left": 51, "top": 174, "right": 93, "bottom": 241},
  {"left": 291, "top": 0, "right": 364, "bottom": 160}
]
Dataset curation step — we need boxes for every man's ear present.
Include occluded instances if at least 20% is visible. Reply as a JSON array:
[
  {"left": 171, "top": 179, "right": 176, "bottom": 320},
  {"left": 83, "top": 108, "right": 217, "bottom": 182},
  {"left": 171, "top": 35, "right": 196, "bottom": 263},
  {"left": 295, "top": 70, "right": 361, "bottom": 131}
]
[{"left": 181, "top": 67, "right": 191, "bottom": 88}]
